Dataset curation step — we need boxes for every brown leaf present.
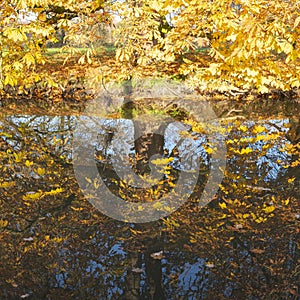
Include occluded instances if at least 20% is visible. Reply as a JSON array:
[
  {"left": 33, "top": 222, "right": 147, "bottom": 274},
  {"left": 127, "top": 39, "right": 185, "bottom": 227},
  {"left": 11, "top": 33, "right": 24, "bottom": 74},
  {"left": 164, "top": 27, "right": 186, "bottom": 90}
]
[{"left": 250, "top": 248, "right": 265, "bottom": 254}]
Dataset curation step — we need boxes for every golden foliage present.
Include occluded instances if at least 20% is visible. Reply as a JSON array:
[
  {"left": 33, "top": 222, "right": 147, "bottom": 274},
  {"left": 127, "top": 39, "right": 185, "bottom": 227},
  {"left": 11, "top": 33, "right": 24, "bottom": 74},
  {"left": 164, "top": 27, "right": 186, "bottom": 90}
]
[
  {"left": 1, "top": 0, "right": 300, "bottom": 94},
  {"left": 112, "top": 0, "right": 300, "bottom": 93}
]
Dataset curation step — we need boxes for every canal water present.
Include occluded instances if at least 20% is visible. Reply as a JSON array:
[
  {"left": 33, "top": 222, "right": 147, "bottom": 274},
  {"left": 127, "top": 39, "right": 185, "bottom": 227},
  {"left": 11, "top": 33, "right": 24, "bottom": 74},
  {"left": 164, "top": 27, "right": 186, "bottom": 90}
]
[{"left": 0, "top": 98, "right": 299, "bottom": 299}]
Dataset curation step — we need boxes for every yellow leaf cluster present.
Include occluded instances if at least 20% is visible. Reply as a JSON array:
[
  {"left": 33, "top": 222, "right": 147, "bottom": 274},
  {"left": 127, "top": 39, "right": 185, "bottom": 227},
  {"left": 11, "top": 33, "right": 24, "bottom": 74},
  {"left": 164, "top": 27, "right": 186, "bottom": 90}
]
[{"left": 112, "top": 0, "right": 300, "bottom": 93}]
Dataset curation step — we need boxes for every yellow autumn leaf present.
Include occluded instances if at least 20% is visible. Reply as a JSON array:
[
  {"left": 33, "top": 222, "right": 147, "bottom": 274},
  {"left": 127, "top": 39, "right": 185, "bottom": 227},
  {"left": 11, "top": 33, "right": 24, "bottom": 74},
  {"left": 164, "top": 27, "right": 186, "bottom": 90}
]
[
  {"left": 163, "top": 206, "right": 172, "bottom": 212},
  {"left": 71, "top": 206, "right": 83, "bottom": 211},
  {"left": 152, "top": 201, "right": 163, "bottom": 209},
  {"left": 23, "top": 191, "right": 44, "bottom": 201},
  {"left": 129, "top": 228, "right": 143, "bottom": 235},
  {"left": 240, "top": 147, "right": 252, "bottom": 155},
  {"left": 190, "top": 237, "right": 197, "bottom": 243},
  {"left": 294, "top": 16, "right": 300, "bottom": 29},
  {"left": 0, "top": 181, "right": 15, "bottom": 188},
  {"left": 234, "top": 148, "right": 252, "bottom": 155},
  {"left": 13, "top": 152, "right": 23, "bottom": 163},
  {"left": 205, "top": 146, "right": 214, "bottom": 154},
  {"left": 219, "top": 202, "right": 227, "bottom": 209},
  {"left": 0, "top": 220, "right": 9, "bottom": 228},
  {"left": 255, "top": 217, "right": 265, "bottom": 223},
  {"left": 238, "top": 125, "right": 248, "bottom": 132},
  {"left": 85, "top": 177, "right": 92, "bottom": 184},
  {"left": 168, "top": 181, "right": 176, "bottom": 188},
  {"left": 151, "top": 157, "right": 174, "bottom": 166},
  {"left": 94, "top": 180, "right": 99, "bottom": 189},
  {"left": 287, "top": 177, "right": 295, "bottom": 183},
  {"left": 46, "top": 188, "right": 63, "bottom": 196},
  {"left": 52, "top": 237, "right": 63, "bottom": 243},
  {"left": 253, "top": 125, "right": 266, "bottom": 134},
  {"left": 282, "top": 199, "right": 290, "bottom": 206},
  {"left": 262, "top": 206, "right": 276, "bottom": 214},
  {"left": 209, "top": 63, "right": 221, "bottom": 76},
  {"left": 37, "top": 167, "right": 45, "bottom": 176},
  {"left": 25, "top": 160, "right": 33, "bottom": 167}
]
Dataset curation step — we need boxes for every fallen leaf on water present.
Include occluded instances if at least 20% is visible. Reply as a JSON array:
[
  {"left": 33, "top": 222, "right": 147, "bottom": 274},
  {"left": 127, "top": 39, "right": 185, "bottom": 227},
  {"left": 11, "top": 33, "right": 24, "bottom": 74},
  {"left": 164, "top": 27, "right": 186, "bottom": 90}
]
[
  {"left": 150, "top": 250, "right": 164, "bottom": 260},
  {"left": 132, "top": 267, "right": 144, "bottom": 273},
  {"left": 205, "top": 262, "right": 215, "bottom": 268},
  {"left": 23, "top": 237, "right": 34, "bottom": 242},
  {"left": 235, "top": 224, "right": 243, "bottom": 230},
  {"left": 250, "top": 248, "right": 265, "bottom": 254}
]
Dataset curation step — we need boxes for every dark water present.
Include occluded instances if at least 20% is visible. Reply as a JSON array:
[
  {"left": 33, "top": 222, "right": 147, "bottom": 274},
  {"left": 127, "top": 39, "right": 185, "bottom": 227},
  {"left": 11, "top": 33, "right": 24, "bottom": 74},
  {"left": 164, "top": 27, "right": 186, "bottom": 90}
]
[{"left": 0, "top": 99, "right": 299, "bottom": 299}]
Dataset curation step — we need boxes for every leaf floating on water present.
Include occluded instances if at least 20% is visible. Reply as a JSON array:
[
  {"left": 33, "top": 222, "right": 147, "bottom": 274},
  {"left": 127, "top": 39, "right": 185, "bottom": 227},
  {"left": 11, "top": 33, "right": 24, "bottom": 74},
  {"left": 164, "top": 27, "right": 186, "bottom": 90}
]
[
  {"left": 235, "top": 224, "right": 243, "bottom": 230},
  {"left": 262, "top": 206, "right": 276, "bottom": 214},
  {"left": 151, "top": 157, "right": 174, "bottom": 166},
  {"left": 219, "top": 202, "right": 227, "bottom": 209},
  {"left": 46, "top": 188, "right": 63, "bottom": 196},
  {"left": 152, "top": 202, "right": 163, "bottom": 210},
  {"left": 204, "top": 145, "right": 214, "bottom": 154},
  {"left": 282, "top": 199, "right": 290, "bottom": 206},
  {"left": 287, "top": 177, "right": 295, "bottom": 184},
  {"left": 37, "top": 167, "right": 45, "bottom": 176},
  {"left": 129, "top": 228, "right": 143, "bottom": 235},
  {"left": 23, "top": 191, "right": 43, "bottom": 201},
  {"left": 25, "top": 160, "right": 33, "bottom": 167},
  {"left": 205, "top": 262, "right": 215, "bottom": 268},
  {"left": 71, "top": 206, "right": 83, "bottom": 211},
  {"left": 238, "top": 125, "right": 248, "bottom": 132},
  {"left": 250, "top": 248, "right": 265, "bottom": 255},
  {"left": 0, "top": 181, "right": 15, "bottom": 188},
  {"left": 85, "top": 177, "right": 92, "bottom": 184},
  {"left": 0, "top": 220, "right": 8, "bottom": 228},
  {"left": 23, "top": 237, "right": 34, "bottom": 242},
  {"left": 150, "top": 250, "right": 164, "bottom": 260},
  {"left": 132, "top": 267, "right": 144, "bottom": 273},
  {"left": 253, "top": 125, "right": 266, "bottom": 134}
]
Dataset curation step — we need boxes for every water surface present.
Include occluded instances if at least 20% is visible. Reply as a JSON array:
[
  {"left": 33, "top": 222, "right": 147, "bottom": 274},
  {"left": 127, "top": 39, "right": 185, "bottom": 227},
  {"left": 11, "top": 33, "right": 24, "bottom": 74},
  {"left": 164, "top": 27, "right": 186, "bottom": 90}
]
[{"left": 0, "top": 99, "right": 299, "bottom": 299}]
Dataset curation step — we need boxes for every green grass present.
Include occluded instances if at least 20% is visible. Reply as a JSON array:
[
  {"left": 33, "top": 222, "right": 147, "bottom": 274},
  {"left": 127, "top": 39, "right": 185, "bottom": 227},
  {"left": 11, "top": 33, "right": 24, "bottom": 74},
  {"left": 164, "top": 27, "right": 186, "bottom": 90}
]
[
  {"left": 45, "top": 44, "right": 116, "bottom": 57},
  {"left": 45, "top": 48, "right": 70, "bottom": 56}
]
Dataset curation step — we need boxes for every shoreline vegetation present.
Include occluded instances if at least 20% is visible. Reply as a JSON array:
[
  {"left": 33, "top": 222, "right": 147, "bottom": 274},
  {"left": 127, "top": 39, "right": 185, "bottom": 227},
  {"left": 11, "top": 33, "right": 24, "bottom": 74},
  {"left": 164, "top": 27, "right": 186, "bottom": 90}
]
[{"left": 1, "top": 45, "right": 299, "bottom": 109}]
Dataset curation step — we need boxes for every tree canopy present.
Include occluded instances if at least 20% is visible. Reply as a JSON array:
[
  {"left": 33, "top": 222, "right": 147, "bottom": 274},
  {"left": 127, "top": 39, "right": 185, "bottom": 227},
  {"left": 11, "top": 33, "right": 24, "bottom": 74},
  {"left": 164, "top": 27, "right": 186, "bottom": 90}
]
[
  {"left": 0, "top": 0, "right": 107, "bottom": 91},
  {"left": 112, "top": 0, "right": 300, "bottom": 93},
  {"left": 1, "top": 0, "right": 300, "bottom": 95}
]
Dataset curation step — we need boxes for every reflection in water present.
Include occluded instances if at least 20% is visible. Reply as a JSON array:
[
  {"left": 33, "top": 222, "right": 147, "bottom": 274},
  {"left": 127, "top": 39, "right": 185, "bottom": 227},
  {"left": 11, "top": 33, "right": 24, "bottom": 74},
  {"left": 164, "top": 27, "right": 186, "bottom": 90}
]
[{"left": 0, "top": 100, "right": 299, "bottom": 299}]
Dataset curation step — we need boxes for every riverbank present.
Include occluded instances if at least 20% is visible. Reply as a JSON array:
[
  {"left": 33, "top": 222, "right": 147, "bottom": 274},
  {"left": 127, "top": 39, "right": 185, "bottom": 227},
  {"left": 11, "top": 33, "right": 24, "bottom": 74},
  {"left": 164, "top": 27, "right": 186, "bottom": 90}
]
[{"left": 1, "top": 47, "right": 300, "bottom": 108}]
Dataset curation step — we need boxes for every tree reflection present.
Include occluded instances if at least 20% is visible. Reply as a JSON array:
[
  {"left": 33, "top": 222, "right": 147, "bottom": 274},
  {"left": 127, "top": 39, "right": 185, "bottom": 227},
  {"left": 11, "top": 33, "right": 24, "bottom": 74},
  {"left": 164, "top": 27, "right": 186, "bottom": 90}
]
[{"left": 0, "top": 99, "right": 299, "bottom": 299}]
